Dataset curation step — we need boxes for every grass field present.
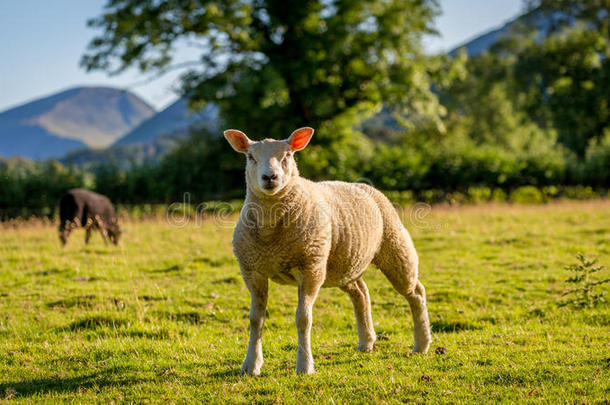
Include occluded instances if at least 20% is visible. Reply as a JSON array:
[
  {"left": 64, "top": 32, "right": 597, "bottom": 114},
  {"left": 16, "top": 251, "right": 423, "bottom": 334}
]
[{"left": 0, "top": 200, "right": 609, "bottom": 403}]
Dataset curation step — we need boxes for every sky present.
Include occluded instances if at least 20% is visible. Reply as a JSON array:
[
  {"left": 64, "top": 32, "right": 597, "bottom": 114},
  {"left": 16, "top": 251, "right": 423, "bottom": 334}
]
[{"left": 0, "top": 0, "right": 525, "bottom": 113}]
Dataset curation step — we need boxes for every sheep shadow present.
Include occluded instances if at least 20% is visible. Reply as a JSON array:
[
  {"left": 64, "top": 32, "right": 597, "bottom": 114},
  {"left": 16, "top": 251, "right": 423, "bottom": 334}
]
[
  {"left": 208, "top": 369, "right": 241, "bottom": 379},
  {"left": 45, "top": 295, "right": 97, "bottom": 309},
  {"left": 62, "top": 315, "right": 129, "bottom": 331},
  {"left": 431, "top": 319, "right": 482, "bottom": 333},
  {"left": 192, "top": 256, "right": 234, "bottom": 268},
  {"left": 149, "top": 264, "right": 181, "bottom": 273},
  {"left": 0, "top": 367, "right": 145, "bottom": 399},
  {"left": 34, "top": 267, "right": 72, "bottom": 277}
]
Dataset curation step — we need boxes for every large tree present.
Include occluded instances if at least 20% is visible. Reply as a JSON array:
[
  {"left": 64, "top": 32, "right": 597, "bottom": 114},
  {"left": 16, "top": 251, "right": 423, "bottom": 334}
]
[{"left": 82, "top": 0, "right": 441, "bottom": 144}]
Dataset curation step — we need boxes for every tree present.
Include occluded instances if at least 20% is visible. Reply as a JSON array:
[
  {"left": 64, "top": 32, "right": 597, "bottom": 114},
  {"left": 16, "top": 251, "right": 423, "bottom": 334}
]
[
  {"left": 156, "top": 129, "right": 245, "bottom": 201},
  {"left": 511, "top": 25, "right": 610, "bottom": 158},
  {"left": 490, "top": 0, "right": 610, "bottom": 158},
  {"left": 82, "top": 0, "right": 442, "bottom": 144},
  {"left": 526, "top": 0, "right": 610, "bottom": 34}
]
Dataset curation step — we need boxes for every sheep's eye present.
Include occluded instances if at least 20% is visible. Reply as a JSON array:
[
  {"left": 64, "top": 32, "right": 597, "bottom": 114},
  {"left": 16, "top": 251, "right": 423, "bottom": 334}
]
[
  {"left": 247, "top": 153, "right": 256, "bottom": 163},
  {"left": 283, "top": 153, "right": 291, "bottom": 161}
]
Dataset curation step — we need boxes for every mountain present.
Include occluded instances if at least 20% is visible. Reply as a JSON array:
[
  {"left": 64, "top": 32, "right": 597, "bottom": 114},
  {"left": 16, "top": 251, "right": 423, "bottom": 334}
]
[
  {"left": 62, "top": 99, "right": 219, "bottom": 167},
  {"left": 0, "top": 126, "right": 88, "bottom": 161},
  {"left": 61, "top": 135, "right": 179, "bottom": 168},
  {"left": 448, "top": 16, "right": 521, "bottom": 56},
  {"left": 0, "top": 87, "right": 155, "bottom": 160},
  {"left": 449, "top": 10, "right": 560, "bottom": 56},
  {"left": 114, "top": 98, "right": 218, "bottom": 146}
]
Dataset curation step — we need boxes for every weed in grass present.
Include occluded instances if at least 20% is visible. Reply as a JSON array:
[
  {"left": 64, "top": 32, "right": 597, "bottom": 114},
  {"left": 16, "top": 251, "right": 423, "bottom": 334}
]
[{"left": 559, "top": 253, "right": 609, "bottom": 308}]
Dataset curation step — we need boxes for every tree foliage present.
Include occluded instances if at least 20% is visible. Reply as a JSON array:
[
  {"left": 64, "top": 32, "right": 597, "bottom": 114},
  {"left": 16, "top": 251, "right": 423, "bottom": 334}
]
[
  {"left": 82, "top": 0, "right": 442, "bottom": 143},
  {"left": 4, "top": 1, "right": 610, "bottom": 219},
  {"left": 485, "top": 0, "right": 610, "bottom": 158},
  {"left": 0, "top": 159, "right": 87, "bottom": 218}
]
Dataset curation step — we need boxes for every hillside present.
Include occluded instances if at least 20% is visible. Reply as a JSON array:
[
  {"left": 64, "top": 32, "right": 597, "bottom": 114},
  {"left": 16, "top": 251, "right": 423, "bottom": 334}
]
[
  {"left": 61, "top": 135, "right": 179, "bottom": 168},
  {"left": 60, "top": 99, "right": 219, "bottom": 167},
  {"left": 114, "top": 98, "right": 218, "bottom": 146},
  {"left": 449, "top": 10, "right": 556, "bottom": 56},
  {"left": 0, "top": 87, "right": 155, "bottom": 160}
]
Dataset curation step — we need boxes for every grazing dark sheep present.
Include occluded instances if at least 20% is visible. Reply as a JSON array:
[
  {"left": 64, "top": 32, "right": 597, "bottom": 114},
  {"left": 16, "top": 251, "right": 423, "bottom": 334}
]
[{"left": 58, "top": 189, "right": 121, "bottom": 246}]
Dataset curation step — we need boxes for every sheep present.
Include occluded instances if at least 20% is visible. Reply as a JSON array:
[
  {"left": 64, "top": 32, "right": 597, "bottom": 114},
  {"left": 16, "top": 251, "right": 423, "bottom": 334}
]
[
  {"left": 59, "top": 189, "right": 121, "bottom": 246},
  {"left": 224, "top": 127, "right": 432, "bottom": 375}
]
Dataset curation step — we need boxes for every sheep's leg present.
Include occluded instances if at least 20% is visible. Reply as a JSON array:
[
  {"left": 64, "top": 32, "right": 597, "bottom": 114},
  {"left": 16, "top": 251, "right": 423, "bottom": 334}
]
[
  {"left": 341, "top": 278, "right": 376, "bottom": 352},
  {"left": 98, "top": 227, "right": 109, "bottom": 245},
  {"left": 405, "top": 281, "right": 432, "bottom": 353},
  {"left": 374, "top": 238, "right": 431, "bottom": 353},
  {"left": 85, "top": 227, "right": 92, "bottom": 244},
  {"left": 92, "top": 216, "right": 109, "bottom": 245},
  {"left": 241, "top": 274, "right": 268, "bottom": 376},
  {"left": 58, "top": 221, "right": 72, "bottom": 247},
  {"left": 295, "top": 276, "right": 322, "bottom": 374},
  {"left": 59, "top": 230, "right": 71, "bottom": 246},
  {"left": 380, "top": 275, "right": 431, "bottom": 353}
]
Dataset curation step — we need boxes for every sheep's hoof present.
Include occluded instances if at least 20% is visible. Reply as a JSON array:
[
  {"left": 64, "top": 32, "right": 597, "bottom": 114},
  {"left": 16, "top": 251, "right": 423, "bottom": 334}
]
[
  {"left": 296, "top": 365, "right": 315, "bottom": 375},
  {"left": 411, "top": 344, "right": 430, "bottom": 354},
  {"left": 241, "top": 360, "right": 263, "bottom": 376},
  {"left": 357, "top": 341, "right": 376, "bottom": 352}
]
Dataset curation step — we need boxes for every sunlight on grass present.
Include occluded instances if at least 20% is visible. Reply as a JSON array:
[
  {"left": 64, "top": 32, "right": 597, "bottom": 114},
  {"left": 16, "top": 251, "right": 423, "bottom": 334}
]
[{"left": 0, "top": 201, "right": 608, "bottom": 403}]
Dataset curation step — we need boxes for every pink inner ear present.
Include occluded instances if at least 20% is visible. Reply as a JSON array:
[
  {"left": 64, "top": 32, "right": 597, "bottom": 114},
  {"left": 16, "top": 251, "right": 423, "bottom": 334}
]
[
  {"left": 233, "top": 136, "right": 248, "bottom": 150},
  {"left": 225, "top": 130, "right": 250, "bottom": 152},
  {"left": 290, "top": 128, "right": 313, "bottom": 150}
]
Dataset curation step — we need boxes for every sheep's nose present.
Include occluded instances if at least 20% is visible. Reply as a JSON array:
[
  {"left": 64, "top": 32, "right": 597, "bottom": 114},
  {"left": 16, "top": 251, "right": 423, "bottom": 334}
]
[{"left": 262, "top": 173, "right": 278, "bottom": 182}]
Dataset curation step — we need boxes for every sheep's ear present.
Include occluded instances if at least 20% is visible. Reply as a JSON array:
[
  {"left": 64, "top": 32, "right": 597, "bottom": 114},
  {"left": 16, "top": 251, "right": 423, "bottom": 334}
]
[
  {"left": 224, "top": 129, "right": 253, "bottom": 153},
  {"left": 287, "top": 127, "right": 314, "bottom": 152}
]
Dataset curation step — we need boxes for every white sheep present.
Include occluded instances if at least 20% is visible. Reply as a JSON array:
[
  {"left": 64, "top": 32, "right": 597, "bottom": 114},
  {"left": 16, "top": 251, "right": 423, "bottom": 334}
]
[{"left": 224, "top": 127, "right": 431, "bottom": 375}]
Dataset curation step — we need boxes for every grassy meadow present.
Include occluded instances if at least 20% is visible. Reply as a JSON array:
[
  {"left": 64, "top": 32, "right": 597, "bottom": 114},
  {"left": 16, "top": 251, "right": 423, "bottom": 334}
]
[{"left": 0, "top": 200, "right": 609, "bottom": 403}]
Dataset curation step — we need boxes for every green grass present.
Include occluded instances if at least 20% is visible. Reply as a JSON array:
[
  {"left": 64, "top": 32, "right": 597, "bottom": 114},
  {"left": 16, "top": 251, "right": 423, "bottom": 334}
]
[{"left": 1, "top": 200, "right": 609, "bottom": 403}]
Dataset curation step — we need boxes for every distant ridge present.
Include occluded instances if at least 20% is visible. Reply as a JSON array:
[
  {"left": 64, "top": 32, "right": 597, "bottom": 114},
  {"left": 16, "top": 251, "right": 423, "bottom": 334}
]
[
  {"left": 449, "top": 10, "right": 560, "bottom": 56},
  {"left": 0, "top": 86, "right": 155, "bottom": 160},
  {"left": 62, "top": 99, "right": 219, "bottom": 167},
  {"left": 449, "top": 22, "right": 515, "bottom": 56},
  {"left": 114, "top": 98, "right": 219, "bottom": 146}
]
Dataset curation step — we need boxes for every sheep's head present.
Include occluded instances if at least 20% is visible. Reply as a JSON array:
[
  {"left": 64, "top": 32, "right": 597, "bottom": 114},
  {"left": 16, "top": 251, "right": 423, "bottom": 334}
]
[
  {"left": 108, "top": 220, "right": 122, "bottom": 245},
  {"left": 224, "top": 127, "right": 314, "bottom": 196}
]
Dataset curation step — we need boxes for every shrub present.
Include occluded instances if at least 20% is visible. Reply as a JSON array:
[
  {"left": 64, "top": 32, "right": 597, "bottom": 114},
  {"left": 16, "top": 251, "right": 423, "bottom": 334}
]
[
  {"left": 581, "top": 125, "right": 610, "bottom": 187},
  {"left": 467, "top": 187, "right": 492, "bottom": 203},
  {"left": 560, "top": 186, "right": 599, "bottom": 200},
  {"left": 383, "top": 190, "right": 415, "bottom": 206},
  {"left": 542, "top": 186, "right": 559, "bottom": 200},
  {"left": 509, "top": 186, "right": 544, "bottom": 204},
  {"left": 418, "top": 189, "right": 447, "bottom": 204},
  {"left": 492, "top": 188, "right": 507, "bottom": 202},
  {"left": 446, "top": 191, "right": 468, "bottom": 205}
]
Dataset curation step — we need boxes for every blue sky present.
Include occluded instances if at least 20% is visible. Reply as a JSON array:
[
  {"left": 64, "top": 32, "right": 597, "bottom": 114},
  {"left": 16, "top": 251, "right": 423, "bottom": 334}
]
[{"left": 0, "top": 0, "right": 524, "bottom": 112}]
